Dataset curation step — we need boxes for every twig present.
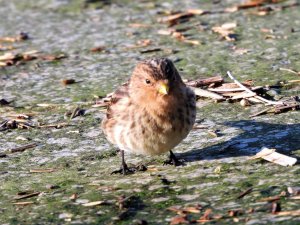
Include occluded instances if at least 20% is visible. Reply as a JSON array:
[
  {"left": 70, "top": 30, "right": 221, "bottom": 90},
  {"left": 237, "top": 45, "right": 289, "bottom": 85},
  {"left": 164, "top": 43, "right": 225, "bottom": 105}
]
[
  {"left": 30, "top": 169, "right": 56, "bottom": 173},
  {"left": 13, "top": 201, "right": 34, "bottom": 206},
  {"left": 9, "top": 143, "right": 38, "bottom": 153},
  {"left": 250, "top": 107, "right": 272, "bottom": 118},
  {"left": 185, "top": 75, "right": 223, "bottom": 87},
  {"left": 227, "top": 71, "right": 283, "bottom": 105},
  {"left": 279, "top": 68, "right": 300, "bottom": 75},
  {"left": 237, "top": 188, "right": 253, "bottom": 199},
  {"left": 70, "top": 106, "right": 80, "bottom": 120},
  {"left": 14, "top": 192, "right": 40, "bottom": 200},
  {"left": 37, "top": 123, "right": 71, "bottom": 129}
]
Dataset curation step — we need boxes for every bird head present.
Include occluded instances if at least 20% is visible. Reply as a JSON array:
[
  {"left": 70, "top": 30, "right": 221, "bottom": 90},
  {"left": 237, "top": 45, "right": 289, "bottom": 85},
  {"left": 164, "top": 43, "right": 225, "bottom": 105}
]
[{"left": 129, "top": 58, "right": 183, "bottom": 102}]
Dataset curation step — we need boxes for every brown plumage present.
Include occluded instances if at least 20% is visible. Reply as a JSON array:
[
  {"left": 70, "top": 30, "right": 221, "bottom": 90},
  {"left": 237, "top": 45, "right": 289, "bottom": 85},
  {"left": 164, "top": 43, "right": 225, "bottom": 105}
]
[{"left": 101, "top": 58, "right": 196, "bottom": 174}]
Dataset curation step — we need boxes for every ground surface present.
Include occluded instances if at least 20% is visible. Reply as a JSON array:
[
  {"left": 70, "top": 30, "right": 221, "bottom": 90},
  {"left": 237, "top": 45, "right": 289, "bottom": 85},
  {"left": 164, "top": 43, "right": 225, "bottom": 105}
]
[{"left": 0, "top": 0, "right": 300, "bottom": 224}]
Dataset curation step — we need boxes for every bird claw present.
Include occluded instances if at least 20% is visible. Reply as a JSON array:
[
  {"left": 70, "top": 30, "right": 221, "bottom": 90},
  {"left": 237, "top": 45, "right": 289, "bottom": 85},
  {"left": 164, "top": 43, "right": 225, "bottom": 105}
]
[
  {"left": 111, "top": 163, "right": 147, "bottom": 175},
  {"left": 163, "top": 151, "right": 185, "bottom": 167}
]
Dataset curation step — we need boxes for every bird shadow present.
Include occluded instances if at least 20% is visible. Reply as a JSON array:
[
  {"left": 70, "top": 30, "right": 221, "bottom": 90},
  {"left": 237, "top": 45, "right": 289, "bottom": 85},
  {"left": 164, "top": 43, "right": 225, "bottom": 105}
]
[{"left": 178, "top": 120, "right": 300, "bottom": 163}]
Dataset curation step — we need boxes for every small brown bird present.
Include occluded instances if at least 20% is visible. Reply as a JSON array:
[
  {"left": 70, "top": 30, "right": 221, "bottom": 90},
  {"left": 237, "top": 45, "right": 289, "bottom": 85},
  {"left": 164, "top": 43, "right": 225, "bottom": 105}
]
[{"left": 101, "top": 58, "right": 196, "bottom": 174}]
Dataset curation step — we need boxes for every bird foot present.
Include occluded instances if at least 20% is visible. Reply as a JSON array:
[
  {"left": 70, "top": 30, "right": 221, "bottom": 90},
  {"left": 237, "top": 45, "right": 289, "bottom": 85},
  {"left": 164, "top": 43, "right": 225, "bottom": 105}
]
[
  {"left": 111, "top": 163, "right": 147, "bottom": 175},
  {"left": 163, "top": 151, "right": 184, "bottom": 167}
]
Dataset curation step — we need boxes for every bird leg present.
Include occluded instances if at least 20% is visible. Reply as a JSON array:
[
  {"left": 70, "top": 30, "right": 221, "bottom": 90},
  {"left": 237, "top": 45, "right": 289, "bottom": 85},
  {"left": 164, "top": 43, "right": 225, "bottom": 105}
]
[
  {"left": 163, "top": 150, "right": 183, "bottom": 166},
  {"left": 111, "top": 150, "right": 132, "bottom": 175}
]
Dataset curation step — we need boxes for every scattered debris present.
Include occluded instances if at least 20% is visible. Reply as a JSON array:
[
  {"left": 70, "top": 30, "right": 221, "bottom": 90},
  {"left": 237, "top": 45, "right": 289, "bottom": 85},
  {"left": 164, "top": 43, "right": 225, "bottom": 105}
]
[
  {"left": 0, "top": 50, "right": 67, "bottom": 67},
  {"left": 250, "top": 147, "right": 297, "bottom": 166}
]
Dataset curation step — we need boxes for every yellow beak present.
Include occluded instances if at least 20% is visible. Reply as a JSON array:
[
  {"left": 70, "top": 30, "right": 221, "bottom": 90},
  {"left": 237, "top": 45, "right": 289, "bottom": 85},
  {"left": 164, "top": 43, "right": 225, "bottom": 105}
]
[{"left": 158, "top": 83, "right": 169, "bottom": 95}]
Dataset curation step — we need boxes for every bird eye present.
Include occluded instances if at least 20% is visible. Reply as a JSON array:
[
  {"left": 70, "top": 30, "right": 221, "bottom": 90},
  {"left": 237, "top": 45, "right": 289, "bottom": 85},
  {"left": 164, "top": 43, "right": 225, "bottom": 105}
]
[{"left": 145, "top": 79, "right": 151, "bottom": 84}]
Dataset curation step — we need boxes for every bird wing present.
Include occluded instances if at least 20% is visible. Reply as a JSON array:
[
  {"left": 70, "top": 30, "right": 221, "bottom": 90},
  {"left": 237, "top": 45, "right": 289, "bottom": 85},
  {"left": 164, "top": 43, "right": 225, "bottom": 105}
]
[{"left": 106, "top": 81, "right": 130, "bottom": 119}]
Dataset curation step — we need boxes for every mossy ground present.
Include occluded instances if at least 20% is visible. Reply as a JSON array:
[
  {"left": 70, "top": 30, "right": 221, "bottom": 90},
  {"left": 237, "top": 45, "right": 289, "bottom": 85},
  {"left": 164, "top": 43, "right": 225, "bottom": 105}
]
[{"left": 0, "top": 0, "right": 300, "bottom": 224}]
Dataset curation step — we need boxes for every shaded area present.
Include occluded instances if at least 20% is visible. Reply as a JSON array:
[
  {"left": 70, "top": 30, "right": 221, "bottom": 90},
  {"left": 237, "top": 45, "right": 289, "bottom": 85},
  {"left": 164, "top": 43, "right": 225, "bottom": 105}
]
[{"left": 181, "top": 120, "right": 300, "bottom": 162}]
